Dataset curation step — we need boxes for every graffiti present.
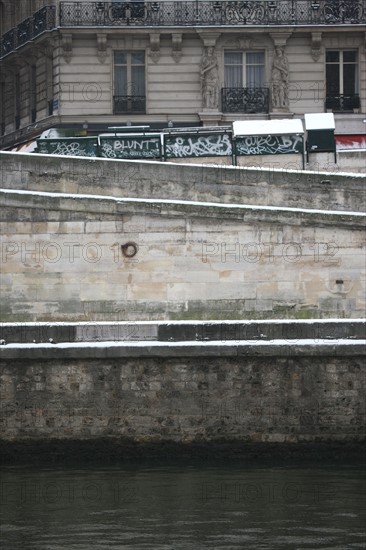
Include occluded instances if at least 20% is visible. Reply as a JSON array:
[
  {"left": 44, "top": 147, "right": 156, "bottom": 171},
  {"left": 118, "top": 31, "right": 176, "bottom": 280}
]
[
  {"left": 34, "top": 131, "right": 304, "bottom": 160},
  {"left": 165, "top": 134, "right": 232, "bottom": 158},
  {"left": 235, "top": 134, "right": 303, "bottom": 156},
  {"left": 100, "top": 137, "right": 161, "bottom": 159},
  {"left": 335, "top": 135, "right": 366, "bottom": 150},
  {"left": 52, "top": 142, "right": 93, "bottom": 157},
  {"left": 36, "top": 139, "right": 97, "bottom": 157}
]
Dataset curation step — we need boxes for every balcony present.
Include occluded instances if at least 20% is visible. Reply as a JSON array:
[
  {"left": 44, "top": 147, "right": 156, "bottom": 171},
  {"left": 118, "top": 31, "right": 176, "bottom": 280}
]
[
  {"left": 1, "top": 6, "right": 56, "bottom": 59},
  {"left": 325, "top": 94, "right": 361, "bottom": 112},
  {"left": 113, "top": 95, "right": 146, "bottom": 114},
  {"left": 1, "top": 2, "right": 365, "bottom": 60},
  {"left": 222, "top": 87, "right": 269, "bottom": 114},
  {"left": 59, "top": 1, "right": 365, "bottom": 27}
]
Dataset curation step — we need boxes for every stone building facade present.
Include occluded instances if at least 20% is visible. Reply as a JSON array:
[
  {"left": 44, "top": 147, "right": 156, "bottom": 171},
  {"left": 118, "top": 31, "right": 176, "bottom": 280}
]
[{"left": 0, "top": 0, "right": 365, "bottom": 148}]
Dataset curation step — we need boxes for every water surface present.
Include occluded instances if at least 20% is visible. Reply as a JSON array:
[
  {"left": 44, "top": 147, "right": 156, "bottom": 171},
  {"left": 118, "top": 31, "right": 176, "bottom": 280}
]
[{"left": 1, "top": 463, "right": 365, "bottom": 549}]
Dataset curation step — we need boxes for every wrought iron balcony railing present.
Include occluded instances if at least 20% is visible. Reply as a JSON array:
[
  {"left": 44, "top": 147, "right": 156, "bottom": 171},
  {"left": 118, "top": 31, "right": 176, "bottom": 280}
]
[
  {"left": 1, "top": 6, "right": 56, "bottom": 58},
  {"left": 1, "top": 1, "right": 365, "bottom": 59},
  {"left": 325, "top": 93, "right": 361, "bottom": 112},
  {"left": 222, "top": 87, "right": 269, "bottom": 114},
  {"left": 59, "top": 1, "right": 365, "bottom": 27},
  {"left": 113, "top": 95, "right": 146, "bottom": 114}
]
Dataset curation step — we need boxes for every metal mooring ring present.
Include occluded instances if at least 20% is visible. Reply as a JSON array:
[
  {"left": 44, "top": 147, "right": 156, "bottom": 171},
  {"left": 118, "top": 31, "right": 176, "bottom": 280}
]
[{"left": 121, "top": 242, "right": 138, "bottom": 258}]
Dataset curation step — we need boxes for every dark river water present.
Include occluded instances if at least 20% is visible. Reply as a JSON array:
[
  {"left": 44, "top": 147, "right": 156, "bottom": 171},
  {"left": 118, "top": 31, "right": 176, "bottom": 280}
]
[{"left": 0, "top": 463, "right": 365, "bottom": 549}]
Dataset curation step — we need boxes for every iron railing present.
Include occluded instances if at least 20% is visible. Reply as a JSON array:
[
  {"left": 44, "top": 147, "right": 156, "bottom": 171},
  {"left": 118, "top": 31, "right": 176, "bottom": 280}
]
[
  {"left": 1, "top": 6, "right": 56, "bottom": 58},
  {"left": 1, "top": 2, "right": 365, "bottom": 59},
  {"left": 59, "top": 1, "right": 365, "bottom": 27},
  {"left": 113, "top": 95, "right": 146, "bottom": 114},
  {"left": 325, "top": 93, "right": 361, "bottom": 112},
  {"left": 222, "top": 87, "right": 269, "bottom": 114}
]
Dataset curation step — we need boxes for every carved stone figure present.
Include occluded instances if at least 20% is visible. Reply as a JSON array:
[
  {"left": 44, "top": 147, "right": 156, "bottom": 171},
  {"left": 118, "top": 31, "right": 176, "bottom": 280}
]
[
  {"left": 200, "top": 46, "right": 219, "bottom": 110},
  {"left": 271, "top": 46, "right": 289, "bottom": 110}
]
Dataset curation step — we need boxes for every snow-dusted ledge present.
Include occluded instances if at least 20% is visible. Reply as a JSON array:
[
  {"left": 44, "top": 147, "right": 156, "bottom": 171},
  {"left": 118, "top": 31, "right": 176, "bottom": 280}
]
[
  {"left": 1, "top": 339, "right": 365, "bottom": 359},
  {"left": 1, "top": 320, "right": 365, "bottom": 359}
]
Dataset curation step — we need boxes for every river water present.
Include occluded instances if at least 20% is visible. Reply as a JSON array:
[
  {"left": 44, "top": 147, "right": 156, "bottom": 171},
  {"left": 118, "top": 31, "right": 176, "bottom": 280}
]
[{"left": 0, "top": 463, "right": 365, "bottom": 549}]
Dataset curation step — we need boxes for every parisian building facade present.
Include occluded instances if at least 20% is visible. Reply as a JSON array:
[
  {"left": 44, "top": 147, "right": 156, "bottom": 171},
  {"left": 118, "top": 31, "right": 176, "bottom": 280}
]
[{"left": 0, "top": 0, "right": 365, "bottom": 149}]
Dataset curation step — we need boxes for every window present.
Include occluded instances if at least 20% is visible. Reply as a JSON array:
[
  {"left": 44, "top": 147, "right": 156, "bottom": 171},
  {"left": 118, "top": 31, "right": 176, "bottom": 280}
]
[
  {"left": 15, "top": 73, "right": 20, "bottom": 129},
  {"left": 0, "top": 82, "right": 5, "bottom": 135},
  {"left": 30, "top": 64, "right": 37, "bottom": 122},
  {"left": 224, "top": 51, "right": 265, "bottom": 88},
  {"left": 223, "top": 51, "right": 268, "bottom": 114},
  {"left": 114, "top": 51, "right": 145, "bottom": 114},
  {"left": 326, "top": 50, "right": 359, "bottom": 111},
  {"left": 0, "top": 2, "right": 5, "bottom": 35}
]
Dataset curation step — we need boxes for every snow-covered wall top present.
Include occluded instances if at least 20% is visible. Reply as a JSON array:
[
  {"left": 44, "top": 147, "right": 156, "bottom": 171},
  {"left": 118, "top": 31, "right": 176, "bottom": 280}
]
[
  {"left": 305, "top": 113, "right": 336, "bottom": 131},
  {"left": 233, "top": 119, "right": 304, "bottom": 137},
  {"left": 0, "top": 151, "right": 364, "bottom": 213}
]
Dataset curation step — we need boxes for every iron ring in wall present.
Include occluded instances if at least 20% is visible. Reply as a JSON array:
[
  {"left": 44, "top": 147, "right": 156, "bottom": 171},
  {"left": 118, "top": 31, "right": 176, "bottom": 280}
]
[{"left": 121, "top": 242, "right": 138, "bottom": 258}]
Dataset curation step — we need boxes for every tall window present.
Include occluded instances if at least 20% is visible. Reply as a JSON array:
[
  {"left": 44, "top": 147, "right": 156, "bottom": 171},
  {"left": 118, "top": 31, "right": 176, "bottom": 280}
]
[
  {"left": 0, "top": 2, "right": 5, "bottom": 35},
  {"left": 222, "top": 51, "right": 268, "bottom": 114},
  {"left": 15, "top": 73, "right": 20, "bottom": 129},
  {"left": 30, "top": 64, "right": 37, "bottom": 122},
  {"left": 224, "top": 51, "right": 265, "bottom": 88},
  {"left": 326, "top": 50, "right": 359, "bottom": 111},
  {"left": 0, "top": 0, "right": 15, "bottom": 33},
  {"left": 114, "top": 51, "right": 145, "bottom": 113},
  {"left": 0, "top": 82, "right": 5, "bottom": 135},
  {"left": 46, "top": 55, "right": 54, "bottom": 115}
]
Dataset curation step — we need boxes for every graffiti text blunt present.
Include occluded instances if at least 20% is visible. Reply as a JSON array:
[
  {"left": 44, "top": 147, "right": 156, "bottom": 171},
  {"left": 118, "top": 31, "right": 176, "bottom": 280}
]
[
  {"left": 100, "top": 136, "right": 161, "bottom": 159},
  {"left": 236, "top": 135, "right": 303, "bottom": 156},
  {"left": 165, "top": 134, "right": 232, "bottom": 158}
]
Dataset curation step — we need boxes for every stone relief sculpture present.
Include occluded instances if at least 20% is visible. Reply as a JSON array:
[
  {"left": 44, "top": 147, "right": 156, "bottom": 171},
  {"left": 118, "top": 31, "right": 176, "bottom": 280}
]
[
  {"left": 271, "top": 46, "right": 289, "bottom": 110},
  {"left": 200, "top": 46, "right": 219, "bottom": 110}
]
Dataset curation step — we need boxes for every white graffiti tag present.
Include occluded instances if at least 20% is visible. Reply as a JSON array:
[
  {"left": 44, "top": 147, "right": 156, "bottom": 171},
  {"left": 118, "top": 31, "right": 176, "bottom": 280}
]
[
  {"left": 166, "top": 134, "right": 232, "bottom": 158},
  {"left": 236, "top": 135, "right": 303, "bottom": 156},
  {"left": 101, "top": 143, "right": 116, "bottom": 158},
  {"left": 101, "top": 138, "right": 160, "bottom": 158},
  {"left": 52, "top": 142, "right": 92, "bottom": 157}
]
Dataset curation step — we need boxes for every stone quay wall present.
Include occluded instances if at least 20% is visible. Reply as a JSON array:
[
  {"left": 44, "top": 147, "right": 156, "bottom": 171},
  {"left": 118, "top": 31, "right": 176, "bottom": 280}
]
[
  {"left": 0, "top": 151, "right": 365, "bottom": 212},
  {"left": 0, "top": 321, "right": 365, "bottom": 446},
  {"left": 0, "top": 152, "right": 365, "bottom": 321},
  {"left": 0, "top": 188, "right": 365, "bottom": 321}
]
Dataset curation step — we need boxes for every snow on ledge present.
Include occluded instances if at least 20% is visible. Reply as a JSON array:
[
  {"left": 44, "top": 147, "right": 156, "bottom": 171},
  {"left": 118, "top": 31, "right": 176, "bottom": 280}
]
[
  {"left": 233, "top": 119, "right": 304, "bottom": 136},
  {"left": 2, "top": 339, "right": 365, "bottom": 349},
  {"left": 1, "top": 188, "right": 364, "bottom": 218},
  {"left": 0, "top": 319, "right": 364, "bottom": 327},
  {"left": 305, "top": 113, "right": 335, "bottom": 130},
  {"left": 0, "top": 150, "right": 363, "bottom": 178}
]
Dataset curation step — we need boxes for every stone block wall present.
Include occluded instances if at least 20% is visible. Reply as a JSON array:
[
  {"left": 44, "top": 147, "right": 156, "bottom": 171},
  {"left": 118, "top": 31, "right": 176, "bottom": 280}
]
[
  {"left": 0, "top": 153, "right": 365, "bottom": 321},
  {"left": 0, "top": 188, "right": 365, "bottom": 321},
  {"left": 1, "top": 152, "right": 365, "bottom": 212},
  {"left": 0, "top": 353, "right": 364, "bottom": 444}
]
